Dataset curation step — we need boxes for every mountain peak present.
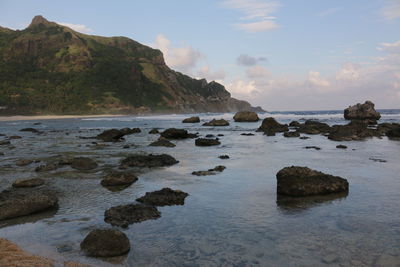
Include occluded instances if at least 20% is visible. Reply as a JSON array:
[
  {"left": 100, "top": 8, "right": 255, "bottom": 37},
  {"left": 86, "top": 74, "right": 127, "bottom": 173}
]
[{"left": 28, "top": 15, "right": 52, "bottom": 28}]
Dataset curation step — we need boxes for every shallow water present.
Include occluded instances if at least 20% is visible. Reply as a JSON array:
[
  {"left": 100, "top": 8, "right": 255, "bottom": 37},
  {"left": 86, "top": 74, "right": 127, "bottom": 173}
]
[{"left": 0, "top": 111, "right": 399, "bottom": 266}]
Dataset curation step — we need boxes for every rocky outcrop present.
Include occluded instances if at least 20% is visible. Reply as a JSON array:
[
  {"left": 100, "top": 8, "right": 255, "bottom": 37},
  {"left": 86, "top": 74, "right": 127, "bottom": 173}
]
[
  {"left": 256, "top": 117, "right": 288, "bottom": 135},
  {"left": 71, "top": 157, "right": 98, "bottom": 170},
  {"left": 195, "top": 138, "right": 221, "bottom": 146},
  {"left": 104, "top": 204, "right": 161, "bottom": 227},
  {"left": 276, "top": 166, "right": 349, "bottom": 196},
  {"left": 182, "top": 116, "right": 200, "bottom": 123},
  {"left": 149, "top": 139, "right": 176, "bottom": 147},
  {"left": 233, "top": 111, "right": 259, "bottom": 122},
  {"left": 328, "top": 121, "right": 379, "bottom": 141},
  {"left": 101, "top": 171, "right": 138, "bottom": 187},
  {"left": 80, "top": 229, "right": 130, "bottom": 257},
  {"left": 297, "top": 120, "right": 331, "bottom": 135},
  {"left": 344, "top": 101, "right": 381, "bottom": 122},
  {"left": 160, "top": 128, "right": 196, "bottom": 139},
  {"left": 12, "top": 178, "right": 44, "bottom": 188},
  {"left": 121, "top": 154, "right": 179, "bottom": 168},
  {"left": 386, "top": 126, "right": 400, "bottom": 140},
  {"left": 203, "top": 119, "right": 229, "bottom": 126},
  {"left": 136, "top": 188, "right": 189, "bottom": 206}
]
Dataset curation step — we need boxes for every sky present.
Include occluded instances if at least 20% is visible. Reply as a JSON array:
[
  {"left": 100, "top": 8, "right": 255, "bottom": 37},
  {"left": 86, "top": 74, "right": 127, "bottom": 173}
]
[{"left": 1, "top": 0, "right": 400, "bottom": 111}]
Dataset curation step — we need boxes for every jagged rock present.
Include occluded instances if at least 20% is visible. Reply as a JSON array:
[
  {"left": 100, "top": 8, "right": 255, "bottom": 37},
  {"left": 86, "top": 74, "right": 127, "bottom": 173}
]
[
  {"left": 15, "top": 159, "right": 33, "bottom": 166},
  {"left": 80, "top": 229, "right": 130, "bottom": 257},
  {"left": 289, "top": 121, "right": 301, "bottom": 127},
  {"left": 96, "top": 129, "right": 125, "bottom": 142},
  {"left": 121, "top": 154, "right": 178, "bottom": 168},
  {"left": 203, "top": 119, "right": 229, "bottom": 126},
  {"left": 297, "top": 120, "right": 331, "bottom": 135},
  {"left": 0, "top": 189, "right": 58, "bottom": 220},
  {"left": 35, "top": 163, "right": 59, "bottom": 172},
  {"left": 12, "top": 178, "right": 44, "bottom": 188},
  {"left": 104, "top": 204, "right": 161, "bottom": 227},
  {"left": 101, "top": 171, "right": 138, "bottom": 187},
  {"left": 149, "top": 139, "right": 176, "bottom": 147},
  {"left": 71, "top": 157, "right": 98, "bottom": 170},
  {"left": 344, "top": 101, "right": 381, "bottom": 121},
  {"left": 148, "top": 128, "right": 159, "bottom": 134},
  {"left": 284, "top": 131, "right": 300, "bottom": 138},
  {"left": 195, "top": 138, "right": 220, "bottom": 146},
  {"left": 160, "top": 128, "right": 196, "bottom": 139},
  {"left": 219, "top": 155, "right": 230, "bottom": 159},
  {"left": 233, "top": 111, "right": 259, "bottom": 122},
  {"left": 336, "top": 145, "right": 347, "bottom": 149},
  {"left": 328, "top": 121, "right": 379, "bottom": 141},
  {"left": 256, "top": 117, "right": 288, "bottom": 135},
  {"left": 192, "top": 165, "right": 226, "bottom": 176},
  {"left": 136, "top": 188, "right": 189, "bottom": 206},
  {"left": 276, "top": 166, "right": 349, "bottom": 196},
  {"left": 182, "top": 116, "right": 200, "bottom": 123}
]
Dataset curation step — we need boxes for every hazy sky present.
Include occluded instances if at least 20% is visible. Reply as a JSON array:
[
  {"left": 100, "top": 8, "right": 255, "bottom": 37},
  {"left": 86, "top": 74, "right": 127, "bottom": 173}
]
[{"left": 1, "top": 0, "right": 399, "bottom": 110}]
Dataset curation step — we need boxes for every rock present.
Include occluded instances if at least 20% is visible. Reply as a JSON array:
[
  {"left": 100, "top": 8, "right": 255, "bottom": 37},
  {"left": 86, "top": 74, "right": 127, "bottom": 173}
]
[
  {"left": 148, "top": 128, "right": 159, "bottom": 134},
  {"left": 328, "top": 121, "right": 379, "bottom": 141},
  {"left": 160, "top": 128, "right": 196, "bottom": 139},
  {"left": 344, "top": 100, "right": 381, "bottom": 121},
  {"left": 8, "top": 135, "right": 22, "bottom": 139},
  {"left": 16, "top": 159, "right": 34, "bottom": 166},
  {"left": 299, "top": 136, "right": 310, "bottom": 139},
  {"left": 80, "top": 229, "right": 130, "bottom": 257},
  {"left": 149, "top": 139, "right": 176, "bottom": 147},
  {"left": 35, "top": 163, "right": 59, "bottom": 172},
  {"left": 304, "top": 146, "right": 321, "bottom": 150},
  {"left": 182, "top": 116, "right": 200, "bottom": 123},
  {"left": 217, "top": 134, "right": 224, "bottom": 136},
  {"left": 136, "top": 188, "right": 189, "bottom": 206},
  {"left": 205, "top": 134, "right": 215, "bottom": 138},
  {"left": 12, "top": 178, "right": 45, "bottom": 188},
  {"left": 101, "top": 171, "right": 138, "bottom": 187},
  {"left": 0, "top": 140, "right": 11, "bottom": 145},
  {"left": 96, "top": 129, "right": 125, "bottom": 142},
  {"left": 241, "top": 133, "right": 255, "bottom": 136},
  {"left": 336, "top": 145, "right": 347, "bottom": 149},
  {"left": 19, "top": 128, "right": 40, "bottom": 133},
  {"left": 289, "top": 121, "right": 301, "bottom": 127},
  {"left": 276, "top": 166, "right": 349, "bottom": 196},
  {"left": 219, "top": 155, "right": 230, "bottom": 159},
  {"left": 0, "top": 189, "right": 58, "bottom": 220},
  {"left": 104, "top": 204, "right": 161, "bottom": 227},
  {"left": 33, "top": 122, "right": 42, "bottom": 125},
  {"left": 70, "top": 157, "right": 98, "bottom": 170},
  {"left": 203, "top": 119, "right": 229, "bottom": 126},
  {"left": 233, "top": 111, "right": 259, "bottom": 122},
  {"left": 369, "top": 158, "right": 387, "bottom": 163},
  {"left": 120, "top": 127, "right": 141, "bottom": 135},
  {"left": 297, "top": 120, "right": 331, "bottom": 135},
  {"left": 284, "top": 131, "right": 300, "bottom": 138},
  {"left": 192, "top": 165, "right": 226, "bottom": 176},
  {"left": 256, "top": 117, "right": 288, "bottom": 135},
  {"left": 195, "top": 138, "right": 221, "bottom": 146},
  {"left": 387, "top": 126, "right": 400, "bottom": 140},
  {"left": 121, "top": 154, "right": 179, "bottom": 168}
]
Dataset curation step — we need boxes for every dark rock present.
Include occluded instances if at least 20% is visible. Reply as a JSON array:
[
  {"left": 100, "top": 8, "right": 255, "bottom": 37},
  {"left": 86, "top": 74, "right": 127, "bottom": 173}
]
[
  {"left": 33, "top": 122, "right": 42, "bottom": 125},
  {"left": 16, "top": 159, "right": 33, "bottom": 166},
  {"left": 71, "top": 157, "right": 98, "bottom": 170},
  {"left": 205, "top": 134, "right": 215, "bottom": 138},
  {"left": 8, "top": 136, "right": 22, "bottom": 139},
  {"left": 299, "top": 136, "right": 310, "bottom": 139},
  {"left": 328, "top": 121, "right": 379, "bottom": 141},
  {"left": 160, "top": 128, "right": 196, "bottom": 139},
  {"left": 369, "top": 158, "right": 387, "bottom": 163},
  {"left": 276, "top": 166, "right": 349, "bottom": 196},
  {"left": 120, "top": 127, "right": 141, "bottom": 135},
  {"left": 203, "top": 119, "right": 229, "bottom": 126},
  {"left": 80, "top": 229, "right": 130, "bottom": 257},
  {"left": 149, "top": 139, "right": 176, "bottom": 147},
  {"left": 123, "top": 145, "right": 130, "bottom": 149},
  {"left": 217, "top": 134, "right": 224, "bottom": 137},
  {"left": 104, "top": 204, "right": 161, "bottom": 227},
  {"left": 377, "top": 123, "right": 400, "bottom": 135},
  {"left": 19, "top": 128, "right": 40, "bottom": 133},
  {"left": 101, "top": 171, "right": 138, "bottom": 187},
  {"left": 0, "top": 140, "right": 11, "bottom": 145},
  {"left": 284, "top": 131, "right": 300, "bottom": 138},
  {"left": 148, "top": 128, "right": 159, "bottom": 134},
  {"left": 241, "top": 133, "right": 255, "bottom": 136},
  {"left": 297, "top": 120, "right": 331, "bottom": 134},
  {"left": 136, "top": 188, "right": 189, "bottom": 206},
  {"left": 219, "top": 155, "right": 230, "bottom": 159},
  {"left": 256, "top": 117, "right": 288, "bottom": 135},
  {"left": 233, "top": 111, "right": 259, "bottom": 122},
  {"left": 195, "top": 138, "right": 221, "bottom": 146},
  {"left": 182, "top": 116, "right": 200, "bottom": 123},
  {"left": 35, "top": 163, "right": 59, "bottom": 172},
  {"left": 336, "top": 145, "right": 347, "bottom": 149},
  {"left": 121, "top": 154, "right": 179, "bottom": 168},
  {"left": 213, "top": 165, "right": 226, "bottom": 172},
  {"left": 96, "top": 129, "right": 125, "bottom": 142},
  {"left": 192, "top": 165, "right": 226, "bottom": 176},
  {"left": 304, "top": 146, "right": 321, "bottom": 150},
  {"left": 12, "top": 178, "right": 45, "bottom": 188},
  {"left": 289, "top": 121, "right": 301, "bottom": 127},
  {"left": 387, "top": 126, "right": 400, "bottom": 140},
  {"left": 344, "top": 100, "right": 381, "bottom": 121},
  {"left": 0, "top": 189, "right": 58, "bottom": 220}
]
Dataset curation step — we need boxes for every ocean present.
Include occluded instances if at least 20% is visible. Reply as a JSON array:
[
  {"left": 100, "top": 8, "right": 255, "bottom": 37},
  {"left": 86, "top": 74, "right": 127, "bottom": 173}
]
[{"left": 0, "top": 110, "right": 399, "bottom": 266}]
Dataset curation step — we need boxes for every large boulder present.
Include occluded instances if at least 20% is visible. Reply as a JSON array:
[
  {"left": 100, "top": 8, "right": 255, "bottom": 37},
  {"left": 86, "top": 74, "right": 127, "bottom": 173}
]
[
  {"left": 0, "top": 189, "right": 58, "bottom": 220},
  {"left": 344, "top": 101, "right": 381, "bottom": 122},
  {"left": 71, "top": 157, "right": 98, "bottom": 170},
  {"left": 121, "top": 154, "right": 179, "bottom": 168},
  {"left": 104, "top": 204, "right": 161, "bottom": 227},
  {"left": 328, "top": 121, "right": 379, "bottom": 141},
  {"left": 297, "top": 120, "right": 331, "bottom": 135},
  {"left": 233, "top": 111, "right": 259, "bottom": 122},
  {"left": 182, "top": 116, "right": 200, "bottom": 123},
  {"left": 276, "top": 166, "right": 349, "bottom": 197},
  {"left": 256, "top": 117, "right": 288, "bottom": 135},
  {"left": 160, "top": 128, "right": 196, "bottom": 139},
  {"left": 136, "top": 188, "right": 189, "bottom": 206},
  {"left": 203, "top": 119, "right": 229, "bottom": 126},
  {"left": 101, "top": 171, "right": 138, "bottom": 187},
  {"left": 12, "top": 178, "right": 45, "bottom": 188},
  {"left": 195, "top": 138, "right": 221, "bottom": 146},
  {"left": 80, "top": 229, "right": 130, "bottom": 257}
]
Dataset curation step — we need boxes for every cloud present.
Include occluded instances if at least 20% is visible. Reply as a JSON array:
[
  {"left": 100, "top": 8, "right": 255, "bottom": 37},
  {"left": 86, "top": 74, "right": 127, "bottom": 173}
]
[
  {"left": 336, "top": 62, "right": 361, "bottom": 82},
  {"left": 308, "top": 71, "right": 331, "bottom": 87},
  {"left": 317, "top": 7, "right": 340, "bottom": 17},
  {"left": 153, "top": 34, "right": 203, "bottom": 73},
  {"left": 246, "top": 65, "right": 270, "bottom": 78},
  {"left": 222, "top": 0, "right": 280, "bottom": 33},
  {"left": 377, "top": 40, "right": 400, "bottom": 53},
  {"left": 197, "top": 66, "right": 226, "bottom": 81},
  {"left": 381, "top": 0, "right": 400, "bottom": 20},
  {"left": 57, "top": 22, "right": 93, "bottom": 33},
  {"left": 236, "top": 54, "right": 267, "bottom": 66}
]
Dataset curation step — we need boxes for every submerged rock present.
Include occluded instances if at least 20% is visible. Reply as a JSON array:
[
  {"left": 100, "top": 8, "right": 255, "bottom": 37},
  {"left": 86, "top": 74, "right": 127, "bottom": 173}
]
[
  {"left": 136, "top": 188, "right": 189, "bottom": 206},
  {"left": 304, "top": 146, "right": 321, "bottom": 150},
  {"left": 256, "top": 117, "right": 288, "bottom": 135},
  {"left": 149, "top": 139, "right": 176, "bottom": 147},
  {"left": 241, "top": 133, "right": 255, "bottom": 136},
  {"left": 233, "top": 111, "right": 259, "bottom": 122},
  {"left": 71, "top": 157, "right": 98, "bottom": 170},
  {"left": 203, "top": 119, "right": 229, "bottom": 126},
  {"left": 101, "top": 171, "right": 138, "bottom": 187},
  {"left": 182, "top": 116, "right": 200, "bottom": 123},
  {"left": 104, "top": 204, "right": 161, "bottom": 227},
  {"left": 160, "top": 128, "right": 197, "bottom": 139},
  {"left": 195, "top": 138, "right": 221, "bottom": 146},
  {"left": 192, "top": 165, "right": 226, "bottom": 176},
  {"left": 0, "top": 140, "right": 11, "bottom": 146},
  {"left": 19, "top": 128, "right": 40, "bottom": 133},
  {"left": 12, "top": 178, "right": 45, "bottom": 188},
  {"left": 35, "top": 163, "right": 59, "bottom": 172},
  {"left": 121, "top": 154, "right": 179, "bottom": 168},
  {"left": 0, "top": 189, "right": 58, "bottom": 221},
  {"left": 15, "top": 159, "right": 34, "bottom": 167},
  {"left": 336, "top": 144, "right": 347, "bottom": 149},
  {"left": 80, "top": 229, "right": 130, "bottom": 257},
  {"left": 344, "top": 100, "right": 381, "bottom": 121},
  {"left": 276, "top": 166, "right": 349, "bottom": 197},
  {"left": 284, "top": 131, "right": 300, "bottom": 138},
  {"left": 219, "top": 155, "right": 230, "bottom": 159}
]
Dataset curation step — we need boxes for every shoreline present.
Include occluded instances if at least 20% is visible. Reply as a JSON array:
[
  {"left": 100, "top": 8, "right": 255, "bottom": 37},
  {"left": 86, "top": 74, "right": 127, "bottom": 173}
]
[{"left": 0, "top": 114, "right": 126, "bottom": 122}]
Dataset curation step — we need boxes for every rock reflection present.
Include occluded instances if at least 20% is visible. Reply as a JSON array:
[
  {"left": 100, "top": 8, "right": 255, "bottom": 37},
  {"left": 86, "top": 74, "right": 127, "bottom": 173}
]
[{"left": 0, "top": 208, "right": 58, "bottom": 228}]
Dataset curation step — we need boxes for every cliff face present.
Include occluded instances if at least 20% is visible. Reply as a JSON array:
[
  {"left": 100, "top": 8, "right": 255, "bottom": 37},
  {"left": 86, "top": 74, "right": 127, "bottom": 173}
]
[{"left": 0, "top": 16, "right": 263, "bottom": 115}]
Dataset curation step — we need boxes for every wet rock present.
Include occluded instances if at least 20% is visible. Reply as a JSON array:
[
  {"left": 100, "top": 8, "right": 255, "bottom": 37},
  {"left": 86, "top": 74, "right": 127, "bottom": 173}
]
[
  {"left": 256, "top": 117, "right": 288, "bottom": 135},
  {"left": 344, "top": 100, "right": 381, "bottom": 121},
  {"left": 377, "top": 123, "right": 399, "bottom": 135},
  {"left": 148, "top": 128, "right": 159, "bottom": 134},
  {"left": 16, "top": 159, "right": 33, "bottom": 166},
  {"left": 12, "top": 178, "right": 45, "bottom": 188},
  {"left": 0, "top": 152, "right": 4, "bottom": 156},
  {"left": 101, "top": 171, "right": 138, "bottom": 187},
  {"left": 387, "top": 126, "right": 400, "bottom": 140},
  {"left": 80, "top": 229, "right": 130, "bottom": 257},
  {"left": 0, "top": 140, "right": 11, "bottom": 145},
  {"left": 35, "top": 163, "right": 59, "bottom": 172},
  {"left": 0, "top": 189, "right": 58, "bottom": 220},
  {"left": 304, "top": 146, "right": 321, "bottom": 150},
  {"left": 104, "top": 204, "right": 161, "bottom": 227},
  {"left": 217, "top": 134, "right": 224, "bottom": 137},
  {"left": 336, "top": 145, "right": 347, "bottom": 149},
  {"left": 160, "top": 128, "right": 196, "bottom": 139},
  {"left": 219, "top": 155, "right": 230, "bottom": 159},
  {"left": 182, "top": 116, "right": 200, "bottom": 123},
  {"left": 299, "top": 136, "right": 310, "bottom": 139},
  {"left": 149, "top": 139, "right": 176, "bottom": 147},
  {"left": 241, "top": 133, "right": 255, "bottom": 136},
  {"left": 289, "top": 121, "right": 301, "bottom": 127},
  {"left": 369, "top": 158, "right": 387, "bottom": 163},
  {"left": 297, "top": 120, "right": 331, "bottom": 135},
  {"left": 123, "top": 145, "right": 130, "bottom": 149},
  {"left": 203, "top": 119, "right": 229, "bottom": 126},
  {"left": 8, "top": 136, "right": 22, "bottom": 139},
  {"left": 328, "top": 121, "right": 379, "bottom": 141},
  {"left": 195, "top": 138, "right": 221, "bottom": 146},
  {"left": 283, "top": 131, "right": 300, "bottom": 138},
  {"left": 192, "top": 165, "right": 226, "bottom": 176},
  {"left": 96, "top": 129, "right": 125, "bottom": 142},
  {"left": 233, "top": 111, "right": 259, "bottom": 122},
  {"left": 121, "top": 154, "right": 179, "bottom": 168},
  {"left": 19, "top": 128, "right": 40, "bottom": 133},
  {"left": 71, "top": 157, "right": 98, "bottom": 170},
  {"left": 33, "top": 122, "right": 42, "bottom": 125},
  {"left": 120, "top": 127, "right": 141, "bottom": 135},
  {"left": 136, "top": 188, "right": 189, "bottom": 206},
  {"left": 205, "top": 134, "right": 215, "bottom": 138},
  {"left": 276, "top": 166, "right": 349, "bottom": 196}
]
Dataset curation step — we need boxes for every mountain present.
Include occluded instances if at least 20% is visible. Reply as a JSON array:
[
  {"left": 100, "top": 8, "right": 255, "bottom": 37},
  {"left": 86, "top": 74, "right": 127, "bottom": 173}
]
[{"left": 0, "top": 16, "right": 264, "bottom": 115}]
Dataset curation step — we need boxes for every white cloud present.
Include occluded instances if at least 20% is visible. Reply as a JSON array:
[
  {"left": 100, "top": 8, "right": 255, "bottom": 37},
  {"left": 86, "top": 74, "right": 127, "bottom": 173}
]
[
  {"left": 381, "top": 0, "right": 400, "bottom": 20},
  {"left": 153, "top": 34, "right": 203, "bottom": 73},
  {"left": 377, "top": 40, "right": 400, "bottom": 53},
  {"left": 317, "top": 7, "right": 340, "bottom": 17},
  {"left": 197, "top": 66, "right": 226, "bottom": 81},
  {"left": 226, "top": 80, "right": 259, "bottom": 97},
  {"left": 246, "top": 65, "right": 270, "bottom": 78},
  {"left": 222, "top": 0, "right": 280, "bottom": 33},
  {"left": 57, "top": 22, "right": 93, "bottom": 33},
  {"left": 308, "top": 71, "right": 331, "bottom": 87},
  {"left": 336, "top": 62, "right": 360, "bottom": 82}
]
